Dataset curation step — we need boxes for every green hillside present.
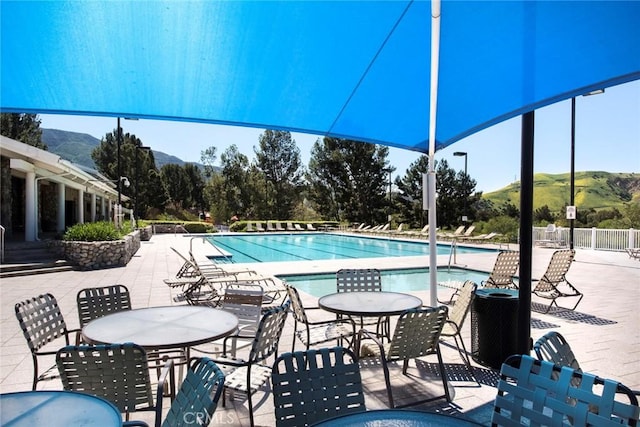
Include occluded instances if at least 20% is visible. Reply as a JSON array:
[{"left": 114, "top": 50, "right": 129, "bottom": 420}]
[
  {"left": 42, "top": 128, "right": 201, "bottom": 170},
  {"left": 483, "top": 171, "right": 640, "bottom": 211}
]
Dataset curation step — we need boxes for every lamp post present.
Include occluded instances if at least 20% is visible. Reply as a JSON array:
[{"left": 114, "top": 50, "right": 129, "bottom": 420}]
[
  {"left": 569, "top": 89, "right": 604, "bottom": 249},
  {"left": 453, "top": 151, "right": 468, "bottom": 223},
  {"left": 384, "top": 168, "right": 392, "bottom": 223},
  {"left": 135, "top": 145, "right": 151, "bottom": 225}
]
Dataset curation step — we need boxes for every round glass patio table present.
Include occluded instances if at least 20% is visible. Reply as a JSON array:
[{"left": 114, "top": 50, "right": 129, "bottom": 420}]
[
  {"left": 318, "top": 291, "right": 422, "bottom": 317},
  {"left": 311, "top": 409, "right": 484, "bottom": 426},
  {"left": 82, "top": 305, "right": 239, "bottom": 350},
  {"left": 0, "top": 390, "right": 121, "bottom": 427}
]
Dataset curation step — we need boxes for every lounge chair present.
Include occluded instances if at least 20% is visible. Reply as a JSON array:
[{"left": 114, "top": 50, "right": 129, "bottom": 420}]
[
  {"left": 306, "top": 223, "right": 317, "bottom": 231},
  {"left": 275, "top": 222, "right": 285, "bottom": 231},
  {"left": 266, "top": 221, "right": 276, "bottom": 232},
  {"left": 245, "top": 222, "right": 255, "bottom": 232},
  {"left": 255, "top": 222, "right": 265, "bottom": 232},
  {"left": 294, "top": 223, "right": 305, "bottom": 231},
  {"left": 532, "top": 249, "right": 583, "bottom": 313},
  {"left": 481, "top": 250, "right": 519, "bottom": 289},
  {"left": 438, "top": 225, "right": 466, "bottom": 240},
  {"left": 626, "top": 247, "right": 640, "bottom": 260},
  {"left": 367, "top": 224, "right": 383, "bottom": 233},
  {"left": 463, "top": 225, "right": 475, "bottom": 237},
  {"left": 406, "top": 224, "right": 428, "bottom": 237},
  {"left": 286, "top": 222, "right": 296, "bottom": 231},
  {"left": 536, "top": 223, "right": 564, "bottom": 247},
  {"left": 376, "top": 223, "right": 390, "bottom": 234},
  {"left": 460, "top": 231, "right": 500, "bottom": 243}
]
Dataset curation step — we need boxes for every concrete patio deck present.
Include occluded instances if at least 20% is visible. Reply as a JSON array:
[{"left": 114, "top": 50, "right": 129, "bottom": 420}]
[{"left": 1, "top": 232, "right": 638, "bottom": 426}]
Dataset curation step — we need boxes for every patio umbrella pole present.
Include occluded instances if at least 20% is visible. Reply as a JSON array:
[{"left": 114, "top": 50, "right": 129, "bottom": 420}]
[{"left": 427, "top": 0, "right": 441, "bottom": 307}]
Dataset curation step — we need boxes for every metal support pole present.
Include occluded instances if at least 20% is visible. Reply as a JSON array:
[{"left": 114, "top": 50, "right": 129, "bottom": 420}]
[
  {"left": 518, "top": 111, "right": 535, "bottom": 356},
  {"left": 570, "top": 97, "right": 576, "bottom": 250}
]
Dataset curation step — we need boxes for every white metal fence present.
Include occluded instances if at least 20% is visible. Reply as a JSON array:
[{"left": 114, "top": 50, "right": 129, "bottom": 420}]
[{"left": 532, "top": 226, "right": 639, "bottom": 251}]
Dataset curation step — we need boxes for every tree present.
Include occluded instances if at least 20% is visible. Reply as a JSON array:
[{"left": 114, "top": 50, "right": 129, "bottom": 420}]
[
  {"left": 183, "top": 163, "right": 205, "bottom": 213},
  {"left": 396, "top": 155, "right": 429, "bottom": 227},
  {"left": 307, "top": 137, "right": 390, "bottom": 224},
  {"left": 92, "top": 130, "right": 167, "bottom": 217},
  {"left": 394, "top": 156, "right": 480, "bottom": 229},
  {"left": 160, "top": 164, "right": 193, "bottom": 209},
  {"left": 254, "top": 130, "right": 304, "bottom": 219},
  {"left": 204, "top": 144, "right": 253, "bottom": 221},
  {"left": 200, "top": 146, "right": 218, "bottom": 179},
  {"left": 1, "top": 113, "right": 45, "bottom": 149},
  {"left": 534, "top": 205, "right": 555, "bottom": 225}
]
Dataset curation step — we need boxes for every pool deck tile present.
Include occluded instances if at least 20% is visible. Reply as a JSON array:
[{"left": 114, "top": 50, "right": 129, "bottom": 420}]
[{"left": 1, "top": 232, "right": 638, "bottom": 426}]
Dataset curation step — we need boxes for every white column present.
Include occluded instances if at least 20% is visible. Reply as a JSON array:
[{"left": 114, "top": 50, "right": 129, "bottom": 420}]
[
  {"left": 57, "top": 182, "right": 66, "bottom": 232},
  {"left": 91, "top": 193, "right": 97, "bottom": 222},
  {"left": 77, "top": 189, "right": 85, "bottom": 224},
  {"left": 100, "top": 197, "right": 106, "bottom": 221},
  {"left": 25, "top": 171, "right": 36, "bottom": 241},
  {"left": 106, "top": 200, "right": 112, "bottom": 223}
]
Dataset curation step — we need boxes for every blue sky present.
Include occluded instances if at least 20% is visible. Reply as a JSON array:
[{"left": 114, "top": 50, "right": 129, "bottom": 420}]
[{"left": 39, "top": 80, "right": 639, "bottom": 194}]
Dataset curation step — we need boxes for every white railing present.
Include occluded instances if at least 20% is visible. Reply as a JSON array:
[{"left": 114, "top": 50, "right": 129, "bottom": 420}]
[{"left": 532, "top": 226, "right": 639, "bottom": 251}]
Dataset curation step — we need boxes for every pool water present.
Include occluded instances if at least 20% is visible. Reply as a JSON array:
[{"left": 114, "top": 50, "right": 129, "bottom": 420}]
[
  {"left": 278, "top": 267, "right": 491, "bottom": 298},
  {"left": 206, "top": 233, "right": 493, "bottom": 263}
]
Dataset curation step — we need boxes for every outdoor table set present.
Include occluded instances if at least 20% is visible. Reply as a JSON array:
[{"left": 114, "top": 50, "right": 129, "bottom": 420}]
[
  {"left": 11, "top": 292, "right": 242, "bottom": 427},
  {"left": 81, "top": 305, "right": 239, "bottom": 360}
]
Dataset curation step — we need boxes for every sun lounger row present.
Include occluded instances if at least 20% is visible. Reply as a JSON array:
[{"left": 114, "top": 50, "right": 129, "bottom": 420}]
[
  {"left": 165, "top": 247, "right": 287, "bottom": 309},
  {"left": 245, "top": 221, "right": 317, "bottom": 232}
]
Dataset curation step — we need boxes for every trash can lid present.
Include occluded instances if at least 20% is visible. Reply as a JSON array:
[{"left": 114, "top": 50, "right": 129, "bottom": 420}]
[{"left": 475, "top": 288, "right": 519, "bottom": 299}]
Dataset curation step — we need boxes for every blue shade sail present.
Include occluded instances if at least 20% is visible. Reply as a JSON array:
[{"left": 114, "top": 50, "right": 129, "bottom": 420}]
[{"left": 1, "top": 1, "right": 639, "bottom": 152}]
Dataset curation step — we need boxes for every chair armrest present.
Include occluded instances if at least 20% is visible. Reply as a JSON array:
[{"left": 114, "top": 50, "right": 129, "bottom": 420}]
[
  {"left": 155, "top": 358, "right": 174, "bottom": 427},
  {"left": 210, "top": 356, "right": 245, "bottom": 368},
  {"left": 123, "top": 422, "right": 149, "bottom": 427}
]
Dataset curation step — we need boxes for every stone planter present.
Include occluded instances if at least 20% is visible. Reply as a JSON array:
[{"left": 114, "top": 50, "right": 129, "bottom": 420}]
[
  {"left": 51, "top": 230, "right": 141, "bottom": 270},
  {"left": 139, "top": 225, "right": 153, "bottom": 241}
]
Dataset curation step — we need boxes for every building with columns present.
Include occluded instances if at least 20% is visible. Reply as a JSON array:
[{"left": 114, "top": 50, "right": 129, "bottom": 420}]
[{"left": 1, "top": 135, "right": 126, "bottom": 242}]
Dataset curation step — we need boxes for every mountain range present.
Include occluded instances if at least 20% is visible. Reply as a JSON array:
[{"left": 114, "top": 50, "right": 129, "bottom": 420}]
[
  {"left": 42, "top": 128, "right": 198, "bottom": 170},
  {"left": 42, "top": 128, "right": 639, "bottom": 212}
]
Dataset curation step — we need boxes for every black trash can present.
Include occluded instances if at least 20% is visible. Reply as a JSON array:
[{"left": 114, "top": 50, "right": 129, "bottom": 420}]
[{"left": 471, "top": 288, "right": 519, "bottom": 369}]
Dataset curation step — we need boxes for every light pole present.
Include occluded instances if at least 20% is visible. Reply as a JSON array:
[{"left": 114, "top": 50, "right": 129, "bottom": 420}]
[
  {"left": 453, "top": 151, "right": 468, "bottom": 223},
  {"left": 384, "top": 168, "right": 392, "bottom": 223},
  {"left": 569, "top": 89, "right": 603, "bottom": 249},
  {"left": 135, "top": 145, "right": 151, "bottom": 225}
]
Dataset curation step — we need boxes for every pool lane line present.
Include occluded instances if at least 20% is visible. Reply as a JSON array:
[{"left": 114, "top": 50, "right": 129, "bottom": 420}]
[
  {"left": 212, "top": 234, "right": 422, "bottom": 261},
  {"left": 207, "top": 235, "right": 317, "bottom": 262}
]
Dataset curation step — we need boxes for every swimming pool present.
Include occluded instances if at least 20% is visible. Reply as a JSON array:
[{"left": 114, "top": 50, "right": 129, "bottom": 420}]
[
  {"left": 206, "top": 233, "right": 494, "bottom": 263},
  {"left": 278, "top": 267, "right": 491, "bottom": 298}
]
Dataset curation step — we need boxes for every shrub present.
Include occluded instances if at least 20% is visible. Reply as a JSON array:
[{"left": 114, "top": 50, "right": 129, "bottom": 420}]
[
  {"left": 63, "top": 221, "right": 123, "bottom": 241},
  {"left": 183, "top": 222, "right": 214, "bottom": 233}
]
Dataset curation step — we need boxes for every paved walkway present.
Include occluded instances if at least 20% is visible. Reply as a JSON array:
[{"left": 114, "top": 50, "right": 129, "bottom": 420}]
[{"left": 1, "top": 233, "right": 638, "bottom": 426}]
